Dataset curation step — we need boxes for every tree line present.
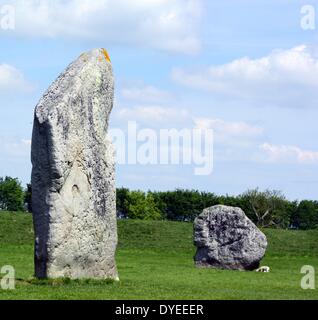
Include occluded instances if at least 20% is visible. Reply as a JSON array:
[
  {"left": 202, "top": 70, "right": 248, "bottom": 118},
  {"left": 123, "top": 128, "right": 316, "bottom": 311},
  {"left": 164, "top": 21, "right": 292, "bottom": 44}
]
[
  {"left": 117, "top": 188, "right": 318, "bottom": 229},
  {"left": 0, "top": 176, "right": 317, "bottom": 229}
]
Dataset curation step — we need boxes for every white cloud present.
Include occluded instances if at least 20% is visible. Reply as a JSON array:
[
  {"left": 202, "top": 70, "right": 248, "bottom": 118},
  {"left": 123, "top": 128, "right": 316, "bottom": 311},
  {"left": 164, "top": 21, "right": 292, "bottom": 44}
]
[
  {"left": 0, "top": 64, "right": 32, "bottom": 93},
  {"left": 8, "top": 0, "right": 202, "bottom": 54},
  {"left": 115, "top": 80, "right": 264, "bottom": 159},
  {"left": 194, "top": 117, "right": 263, "bottom": 148},
  {"left": 115, "top": 102, "right": 263, "bottom": 149},
  {"left": 117, "top": 105, "right": 190, "bottom": 124},
  {"left": 121, "top": 85, "right": 172, "bottom": 104},
  {"left": 21, "top": 139, "right": 31, "bottom": 146},
  {"left": 194, "top": 118, "right": 263, "bottom": 137},
  {"left": 172, "top": 45, "right": 318, "bottom": 107},
  {"left": 0, "top": 136, "right": 31, "bottom": 157},
  {"left": 260, "top": 143, "right": 318, "bottom": 164}
]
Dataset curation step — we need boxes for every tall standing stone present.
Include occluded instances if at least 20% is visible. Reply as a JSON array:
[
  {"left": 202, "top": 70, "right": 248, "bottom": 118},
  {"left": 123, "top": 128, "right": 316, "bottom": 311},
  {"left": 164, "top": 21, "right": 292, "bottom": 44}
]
[{"left": 31, "top": 48, "right": 118, "bottom": 280}]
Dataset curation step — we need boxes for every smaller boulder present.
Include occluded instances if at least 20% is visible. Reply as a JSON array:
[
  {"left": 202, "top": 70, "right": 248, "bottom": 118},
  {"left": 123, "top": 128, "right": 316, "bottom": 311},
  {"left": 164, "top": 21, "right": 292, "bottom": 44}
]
[{"left": 194, "top": 205, "right": 267, "bottom": 270}]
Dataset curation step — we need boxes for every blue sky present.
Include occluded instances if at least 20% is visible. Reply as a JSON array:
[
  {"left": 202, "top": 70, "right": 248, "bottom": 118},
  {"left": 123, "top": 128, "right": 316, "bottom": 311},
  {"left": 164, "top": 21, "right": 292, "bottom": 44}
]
[{"left": 1, "top": 0, "right": 318, "bottom": 200}]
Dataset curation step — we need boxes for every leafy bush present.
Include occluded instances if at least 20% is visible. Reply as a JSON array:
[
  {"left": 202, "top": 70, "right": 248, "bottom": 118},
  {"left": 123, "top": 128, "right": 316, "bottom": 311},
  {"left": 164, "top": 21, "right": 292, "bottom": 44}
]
[
  {"left": 291, "top": 200, "right": 318, "bottom": 230},
  {"left": 125, "top": 190, "right": 162, "bottom": 220},
  {"left": 0, "top": 176, "right": 25, "bottom": 212}
]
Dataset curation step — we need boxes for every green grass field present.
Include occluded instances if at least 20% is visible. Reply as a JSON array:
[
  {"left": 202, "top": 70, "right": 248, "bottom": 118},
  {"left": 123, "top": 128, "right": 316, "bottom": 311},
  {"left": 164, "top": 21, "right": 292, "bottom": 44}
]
[{"left": 0, "top": 211, "right": 317, "bottom": 300}]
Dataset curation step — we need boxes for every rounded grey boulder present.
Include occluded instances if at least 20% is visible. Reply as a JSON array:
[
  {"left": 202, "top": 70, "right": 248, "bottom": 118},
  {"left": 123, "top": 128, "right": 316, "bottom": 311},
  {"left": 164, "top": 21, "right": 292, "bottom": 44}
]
[{"left": 194, "top": 205, "right": 267, "bottom": 270}]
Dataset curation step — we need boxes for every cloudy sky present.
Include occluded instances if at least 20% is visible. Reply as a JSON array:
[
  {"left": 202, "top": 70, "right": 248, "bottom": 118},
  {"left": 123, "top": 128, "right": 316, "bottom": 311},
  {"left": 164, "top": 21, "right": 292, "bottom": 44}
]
[{"left": 1, "top": 0, "right": 318, "bottom": 200}]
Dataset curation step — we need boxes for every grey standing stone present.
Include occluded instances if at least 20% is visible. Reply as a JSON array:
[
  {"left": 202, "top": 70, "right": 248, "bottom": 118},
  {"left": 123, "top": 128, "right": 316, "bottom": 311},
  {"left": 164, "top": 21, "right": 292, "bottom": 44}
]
[
  {"left": 31, "top": 48, "right": 118, "bottom": 280},
  {"left": 194, "top": 205, "right": 267, "bottom": 270}
]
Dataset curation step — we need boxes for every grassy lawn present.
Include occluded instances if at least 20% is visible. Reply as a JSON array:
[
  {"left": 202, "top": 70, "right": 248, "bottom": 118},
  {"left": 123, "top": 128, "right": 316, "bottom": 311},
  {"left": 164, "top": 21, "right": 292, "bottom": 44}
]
[{"left": 0, "top": 211, "right": 317, "bottom": 300}]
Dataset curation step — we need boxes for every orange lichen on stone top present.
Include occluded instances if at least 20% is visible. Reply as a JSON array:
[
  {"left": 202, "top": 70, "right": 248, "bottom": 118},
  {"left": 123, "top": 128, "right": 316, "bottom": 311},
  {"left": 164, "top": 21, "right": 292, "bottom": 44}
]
[{"left": 102, "top": 48, "right": 111, "bottom": 63}]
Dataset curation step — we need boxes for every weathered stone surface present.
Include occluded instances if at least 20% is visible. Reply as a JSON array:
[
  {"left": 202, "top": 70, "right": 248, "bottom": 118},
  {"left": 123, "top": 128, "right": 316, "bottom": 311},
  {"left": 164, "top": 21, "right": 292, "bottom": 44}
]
[
  {"left": 31, "top": 48, "right": 118, "bottom": 280},
  {"left": 194, "top": 205, "right": 267, "bottom": 270}
]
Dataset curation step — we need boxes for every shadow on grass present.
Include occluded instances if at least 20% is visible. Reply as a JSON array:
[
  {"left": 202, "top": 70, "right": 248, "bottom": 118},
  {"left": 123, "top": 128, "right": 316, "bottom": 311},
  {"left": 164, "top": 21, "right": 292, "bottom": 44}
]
[{"left": 19, "top": 278, "right": 116, "bottom": 287}]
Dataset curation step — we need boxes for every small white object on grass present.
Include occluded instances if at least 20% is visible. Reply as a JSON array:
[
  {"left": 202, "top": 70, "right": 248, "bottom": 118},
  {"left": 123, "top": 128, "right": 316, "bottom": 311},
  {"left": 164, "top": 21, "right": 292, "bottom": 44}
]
[{"left": 255, "top": 266, "right": 270, "bottom": 273}]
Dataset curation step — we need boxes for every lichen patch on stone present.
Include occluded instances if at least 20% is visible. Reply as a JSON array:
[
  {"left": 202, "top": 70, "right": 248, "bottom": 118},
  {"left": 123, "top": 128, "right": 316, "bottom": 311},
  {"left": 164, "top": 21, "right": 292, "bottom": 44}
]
[{"left": 102, "top": 48, "right": 111, "bottom": 63}]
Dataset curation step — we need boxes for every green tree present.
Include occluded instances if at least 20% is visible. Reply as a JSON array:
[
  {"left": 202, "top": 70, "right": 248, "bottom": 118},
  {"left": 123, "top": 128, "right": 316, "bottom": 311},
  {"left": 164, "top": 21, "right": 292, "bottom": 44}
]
[
  {"left": 0, "top": 176, "right": 25, "bottom": 212},
  {"left": 24, "top": 183, "right": 32, "bottom": 212},
  {"left": 217, "top": 195, "right": 245, "bottom": 209},
  {"left": 241, "top": 188, "right": 288, "bottom": 227},
  {"left": 125, "top": 190, "right": 162, "bottom": 220},
  {"left": 149, "top": 191, "right": 167, "bottom": 219},
  {"left": 116, "top": 187, "right": 130, "bottom": 218},
  {"left": 292, "top": 200, "right": 318, "bottom": 230},
  {"left": 156, "top": 189, "right": 201, "bottom": 221}
]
